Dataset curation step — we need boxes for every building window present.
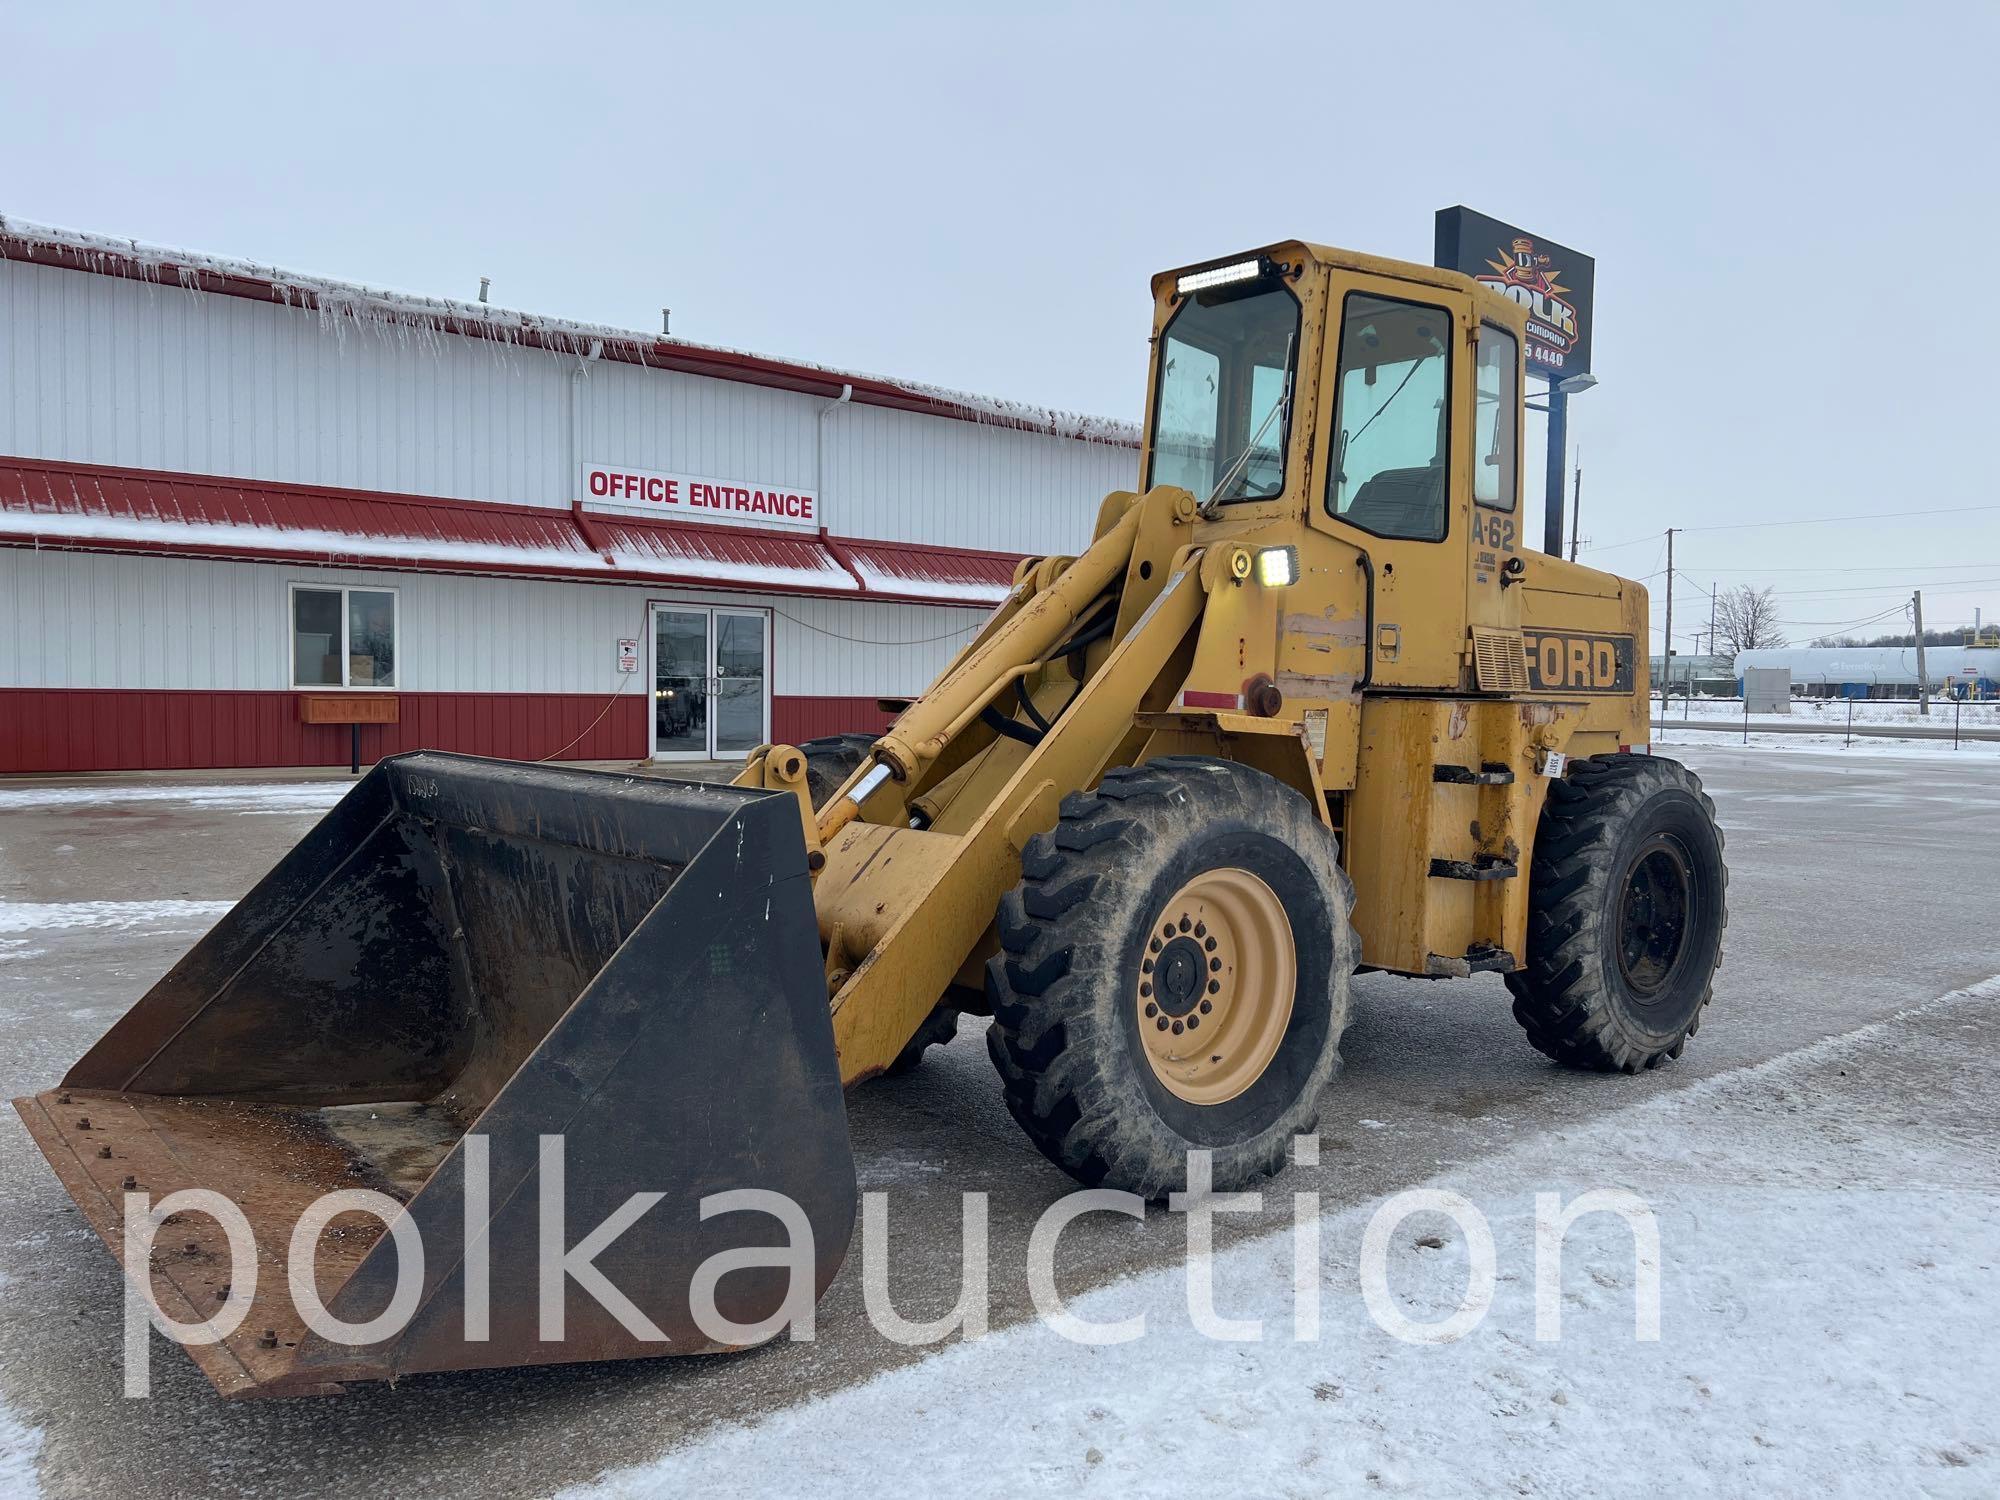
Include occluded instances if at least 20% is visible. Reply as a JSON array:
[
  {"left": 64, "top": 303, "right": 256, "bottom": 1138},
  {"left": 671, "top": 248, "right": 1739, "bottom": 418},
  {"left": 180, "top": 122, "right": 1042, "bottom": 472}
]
[
  {"left": 1326, "top": 292, "right": 1453, "bottom": 541},
  {"left": 1474, "top": 325, "right": 1519, "bottom": 512},
  {"left": 291, "top": 585, "right": 398, "bottom": 688}
]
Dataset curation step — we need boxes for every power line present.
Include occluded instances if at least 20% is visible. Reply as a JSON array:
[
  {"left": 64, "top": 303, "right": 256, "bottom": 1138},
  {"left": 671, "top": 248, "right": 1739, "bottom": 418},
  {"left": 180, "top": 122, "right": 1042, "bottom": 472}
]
[
  {"left": 1581, "top": 501, "right": 2000, "bottom": 556},
  {"left": 1782, "top": 603, "right": 1911, "bottom": 631},
  {"left": 1698, "top": 561, "right": 2000, "bottom": 576},
  {"left": 1761, "top": 575, "right": 2000, "bottom": 599}
]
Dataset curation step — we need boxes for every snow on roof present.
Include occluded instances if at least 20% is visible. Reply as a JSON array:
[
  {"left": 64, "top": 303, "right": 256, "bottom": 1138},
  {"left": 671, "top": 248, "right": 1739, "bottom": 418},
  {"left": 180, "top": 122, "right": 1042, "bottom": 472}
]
[{"left": 0, "top": 215, "right": 1142, "bottom": 448}]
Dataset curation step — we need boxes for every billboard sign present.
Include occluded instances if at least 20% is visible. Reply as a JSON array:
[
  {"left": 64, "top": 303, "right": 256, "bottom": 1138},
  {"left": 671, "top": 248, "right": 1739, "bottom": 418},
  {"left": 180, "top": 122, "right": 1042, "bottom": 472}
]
[{"left": 1434, "top": 206, "right": 1594, "bottom": 378}]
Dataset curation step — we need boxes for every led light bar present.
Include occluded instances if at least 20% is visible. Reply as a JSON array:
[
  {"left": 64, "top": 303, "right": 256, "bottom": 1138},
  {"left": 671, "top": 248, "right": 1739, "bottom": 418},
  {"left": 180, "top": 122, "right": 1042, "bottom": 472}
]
[{"left": 1175, "top": 258, "right": 1263, "bottom": 296}]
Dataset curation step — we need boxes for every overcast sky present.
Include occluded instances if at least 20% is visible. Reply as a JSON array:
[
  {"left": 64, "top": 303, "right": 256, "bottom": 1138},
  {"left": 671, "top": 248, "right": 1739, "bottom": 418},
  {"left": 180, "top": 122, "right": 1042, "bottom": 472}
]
[{"left": 5, "top": 2, "right": 1996, "bottom": 647}]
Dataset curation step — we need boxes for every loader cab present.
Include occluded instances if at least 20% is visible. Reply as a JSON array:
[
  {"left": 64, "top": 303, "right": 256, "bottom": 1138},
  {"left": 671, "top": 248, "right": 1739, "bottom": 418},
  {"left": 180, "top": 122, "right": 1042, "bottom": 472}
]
[{"left": 1143, "top": 243, "right": 1530, "bottom": 694}]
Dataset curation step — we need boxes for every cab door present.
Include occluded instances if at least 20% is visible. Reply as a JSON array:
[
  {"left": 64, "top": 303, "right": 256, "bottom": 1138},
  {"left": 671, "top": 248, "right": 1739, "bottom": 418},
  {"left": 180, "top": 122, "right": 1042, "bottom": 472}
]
[
  {"left": 1309, "top": 272, "right": 1475, "bottom": 691},
  {"left": 1465, "top": 321, "right": 1526, "bottom": 639}
]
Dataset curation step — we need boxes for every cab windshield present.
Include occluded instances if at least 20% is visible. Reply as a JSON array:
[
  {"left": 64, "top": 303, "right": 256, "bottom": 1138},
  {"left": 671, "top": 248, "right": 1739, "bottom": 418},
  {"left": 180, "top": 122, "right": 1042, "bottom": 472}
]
[{"left": 1146, "top": 279, "right": 1300, "bottom": 504}]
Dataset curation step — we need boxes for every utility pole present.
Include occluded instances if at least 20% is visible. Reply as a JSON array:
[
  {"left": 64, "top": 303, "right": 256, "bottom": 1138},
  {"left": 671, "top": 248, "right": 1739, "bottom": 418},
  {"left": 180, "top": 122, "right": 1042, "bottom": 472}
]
[
  {"left": 1544, "top": 377, "right": 1568, "bottom": 557},
  {"left": 1662, "top": 528, "right": 1677, "bottom": 703},
  {"left": 1913, "top": 589, "right": 1929, "bottom": 714},
  {"left": 1708, "top": 584, "right": 1718, "bottom": 663},
  {"left": 1567, "top": 459, "right": 1583, "bottom": 563}
]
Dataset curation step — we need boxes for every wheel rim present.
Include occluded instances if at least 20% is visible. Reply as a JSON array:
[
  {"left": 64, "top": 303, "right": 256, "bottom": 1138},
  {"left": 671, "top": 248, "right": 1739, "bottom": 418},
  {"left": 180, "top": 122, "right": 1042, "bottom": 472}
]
[
  {"left": 1135, "top": 867, "right": 1295, "bottom": 1105},
  {"left": 1615, "top": 834, "right": 1695, "bottom": 1001}
]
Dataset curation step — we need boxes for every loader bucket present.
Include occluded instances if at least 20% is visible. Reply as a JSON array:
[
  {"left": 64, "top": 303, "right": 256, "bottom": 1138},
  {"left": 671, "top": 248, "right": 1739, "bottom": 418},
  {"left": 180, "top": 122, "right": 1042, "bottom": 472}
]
[{"left": 12, "top": 753, "right": 854, "bottom": 1398}]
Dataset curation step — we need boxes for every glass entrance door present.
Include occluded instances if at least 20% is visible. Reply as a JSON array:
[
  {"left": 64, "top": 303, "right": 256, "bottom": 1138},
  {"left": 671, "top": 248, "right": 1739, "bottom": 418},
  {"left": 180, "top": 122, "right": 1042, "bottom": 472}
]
[
  {"left": 652, "top": 607, "right": 710, "bottom": 758},
  {"left": 650, "top": 604, "right": 770, "bottom": 759},
  {"left": 711, "top": 609, "right": 768, "bottom": 756}
]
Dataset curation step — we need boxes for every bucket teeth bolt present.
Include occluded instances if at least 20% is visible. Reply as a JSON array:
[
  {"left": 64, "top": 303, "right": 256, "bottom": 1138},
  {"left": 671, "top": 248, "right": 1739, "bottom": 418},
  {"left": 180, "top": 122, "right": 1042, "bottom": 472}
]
[
  {"left": 258, "top": 1329, "right": 278, "bottom": 1349},
  {"left": 121, "top": 1176, "right": 137, "bottom": 1190},
  {"left": 75, "top": 1117, "right": 91, "bottom": 1130},
  {"left": 96, "top": 1146, "right": 112, "bottom": 1159}
]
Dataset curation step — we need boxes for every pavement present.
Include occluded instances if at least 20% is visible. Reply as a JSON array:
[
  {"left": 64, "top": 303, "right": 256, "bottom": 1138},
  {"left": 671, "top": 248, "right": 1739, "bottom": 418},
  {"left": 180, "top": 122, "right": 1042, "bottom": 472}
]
[{"left": 2, "top": 743, "right": 1997, "bottom": 1498}]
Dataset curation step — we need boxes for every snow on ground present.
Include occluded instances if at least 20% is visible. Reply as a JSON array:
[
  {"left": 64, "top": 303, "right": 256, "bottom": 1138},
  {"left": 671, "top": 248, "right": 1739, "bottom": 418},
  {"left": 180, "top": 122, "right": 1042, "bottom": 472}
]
[
  {"left": 1653, "top": 729, "right": 2000, "bottom": 759},
  {"left": 0, "top": 900, "right": 233, "bottom": 934},
  {"left": 0, "top": 1396, "right": 42, "bottom": 1500},
  {"left": 1659, "top": 698, "right": 2000, "bottom": 728},
  {"left": 1649, "top": 698, "right": 2000, "bottom": 757},
  {"left": 562, "top": 980, "right": 2000, "bottom": 1500},
  {"left": 0, "top": 782, "right": 350, "bottom": 814}
]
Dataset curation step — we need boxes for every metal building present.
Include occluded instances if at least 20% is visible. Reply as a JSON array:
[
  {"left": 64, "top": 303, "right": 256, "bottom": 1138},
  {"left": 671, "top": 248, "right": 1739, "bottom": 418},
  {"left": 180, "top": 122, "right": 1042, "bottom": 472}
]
[
  {"left": 1732, "top": 646, "right": 2000, "bottom": 700},
  {"left": 0, "top": 221, "right": 1138, "bottom": 771}
]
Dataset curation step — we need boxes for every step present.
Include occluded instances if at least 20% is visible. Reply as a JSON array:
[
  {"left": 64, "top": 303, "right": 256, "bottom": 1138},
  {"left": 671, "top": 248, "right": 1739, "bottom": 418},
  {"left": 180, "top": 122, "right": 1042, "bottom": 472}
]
[
  {"left": 1428, "top": 855, "right": 1519, "bottom": 882},
  {"left": 1432, "top": 762, "right": 1517, "bottom": 786}
]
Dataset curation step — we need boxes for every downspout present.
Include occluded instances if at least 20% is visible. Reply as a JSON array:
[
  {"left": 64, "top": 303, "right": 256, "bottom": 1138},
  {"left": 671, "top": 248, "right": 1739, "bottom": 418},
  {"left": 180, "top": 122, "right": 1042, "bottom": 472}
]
[
  {"left": 816, "top": 382, "right": 853, "bottom": 524},
  {"left": 570, "top": 343, "right": 614, "bottom": 565}
]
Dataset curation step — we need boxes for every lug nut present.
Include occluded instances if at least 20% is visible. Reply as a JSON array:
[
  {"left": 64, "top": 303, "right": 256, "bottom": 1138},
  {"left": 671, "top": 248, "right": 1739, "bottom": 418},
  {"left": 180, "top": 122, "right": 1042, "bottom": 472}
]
[
  {"left": 1210, "top": 957, "right": 1222, "bottom": 973},
  {"left": 1155, "top": 1016, "right": 1169, "bottom": 1031},
  {"left": 1204, "top": 936, "right": 1217, "bottom": 952},
  {"left": 1145, "top": 1003, "right": 1158, "bottom": 1018},
  {"left": 1139, "top": 982, "right": 1152, "bottom": 998},
  {"left": 1199, "top": 999, "right": 1212, "bottom": 1014},
  {"left": 1208, "top": 979, "right": 1221, "bottom": 995},
  {"left": 1194, "top": 922, "right": 1206, "bottom": 938},
  {"left": 1178, "top": 916, "right": 1191, "bottom": 933},
  {"left": 1187, "top": 1015, "right": 1200, "bottom": 1030},
  {"left": 1171, "top": 1020, "right": 1184, "bottom": 1034}
]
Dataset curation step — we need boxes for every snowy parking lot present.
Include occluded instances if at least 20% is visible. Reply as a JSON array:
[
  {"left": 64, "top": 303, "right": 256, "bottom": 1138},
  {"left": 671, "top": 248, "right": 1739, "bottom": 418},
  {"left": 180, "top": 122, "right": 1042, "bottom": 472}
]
[
  {"left": 1, "top": 744, "right": 1995, "bottom": 1498},
  {"left": 1651, "top": 697, "right": 2000, "bottom": 756}
]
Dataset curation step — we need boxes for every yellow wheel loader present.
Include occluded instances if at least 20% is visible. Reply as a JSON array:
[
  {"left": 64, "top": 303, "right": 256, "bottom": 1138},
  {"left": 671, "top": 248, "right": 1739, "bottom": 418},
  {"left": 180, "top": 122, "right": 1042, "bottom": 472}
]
[{"left": 15, "top": 240, "right": 1726, "bottom": 1397}]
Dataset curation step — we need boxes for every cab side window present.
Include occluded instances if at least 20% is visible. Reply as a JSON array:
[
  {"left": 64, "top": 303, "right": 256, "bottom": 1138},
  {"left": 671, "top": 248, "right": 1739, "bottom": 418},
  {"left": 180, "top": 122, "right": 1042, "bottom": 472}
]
[
  {"left": 1474, "top": 325, "right": 1519, "bottom": 511},
  {"left": 1327, "top": 293, "right": 1452, "bottom": 541}
]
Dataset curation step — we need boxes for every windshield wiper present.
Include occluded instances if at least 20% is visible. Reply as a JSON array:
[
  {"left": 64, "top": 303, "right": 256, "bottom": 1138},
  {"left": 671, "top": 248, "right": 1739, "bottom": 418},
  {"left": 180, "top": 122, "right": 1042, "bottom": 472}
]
[{"left": 1199, "top": 332, "right": 1294, "bottom": 517}]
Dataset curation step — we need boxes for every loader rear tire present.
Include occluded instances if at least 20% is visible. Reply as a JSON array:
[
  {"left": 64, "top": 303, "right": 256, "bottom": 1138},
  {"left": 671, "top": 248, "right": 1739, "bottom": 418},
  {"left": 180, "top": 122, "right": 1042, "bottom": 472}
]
[
  {"left": 800, "top": 733, "right": 879, "bottom": 808},
  {"left": 986, "top": 757, "right": 1357, "bottom": 1199},
  {"left": 884, "top": 1001, "right": 961, "bottom": 1076},
  {"left": 1505, "top": 753, "right": 1727, "bottom": 1073}
]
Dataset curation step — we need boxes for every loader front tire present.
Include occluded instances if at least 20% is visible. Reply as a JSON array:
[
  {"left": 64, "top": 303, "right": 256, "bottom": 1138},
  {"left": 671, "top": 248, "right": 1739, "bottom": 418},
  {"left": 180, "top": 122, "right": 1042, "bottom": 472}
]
[
  {"left": 1505, "top": 753, "right": 1727, "bottom": 1073},
  {"left": 986, "top": 758, "right": 1357, "bottom": 1199}
]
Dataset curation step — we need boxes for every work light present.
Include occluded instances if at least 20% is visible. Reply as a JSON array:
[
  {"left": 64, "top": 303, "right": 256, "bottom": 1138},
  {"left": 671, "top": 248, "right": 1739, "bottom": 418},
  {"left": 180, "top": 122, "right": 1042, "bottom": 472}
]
[
  {"left": 1256, "top": 546, "right": 1299, "bottom": 588},
  {"left": 1175, "top": 259, "right": 1263, "bottom": 296}
]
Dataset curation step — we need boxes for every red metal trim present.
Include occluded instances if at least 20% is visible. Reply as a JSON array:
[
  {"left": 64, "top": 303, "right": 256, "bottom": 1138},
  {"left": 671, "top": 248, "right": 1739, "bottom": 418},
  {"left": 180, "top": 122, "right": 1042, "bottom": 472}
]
[
  {"left": 1, "top": 456, "right": 1021, "bottom": 606},
  {"left": 0, "top": 688, "right": 897, "bottom": 774},
  {"left": 0, "top": 235, "right": 1140, "bottom": 450},
  {"left": 1180, "top": 690, "right": 1242, "bottom": 710}
]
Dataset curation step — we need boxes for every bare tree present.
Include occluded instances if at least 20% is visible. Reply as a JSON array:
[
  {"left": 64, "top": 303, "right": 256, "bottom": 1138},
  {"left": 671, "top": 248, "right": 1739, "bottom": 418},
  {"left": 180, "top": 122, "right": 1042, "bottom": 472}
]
[{"left": 1714, "top": 585, "right": 1788, "bottom": 656}]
